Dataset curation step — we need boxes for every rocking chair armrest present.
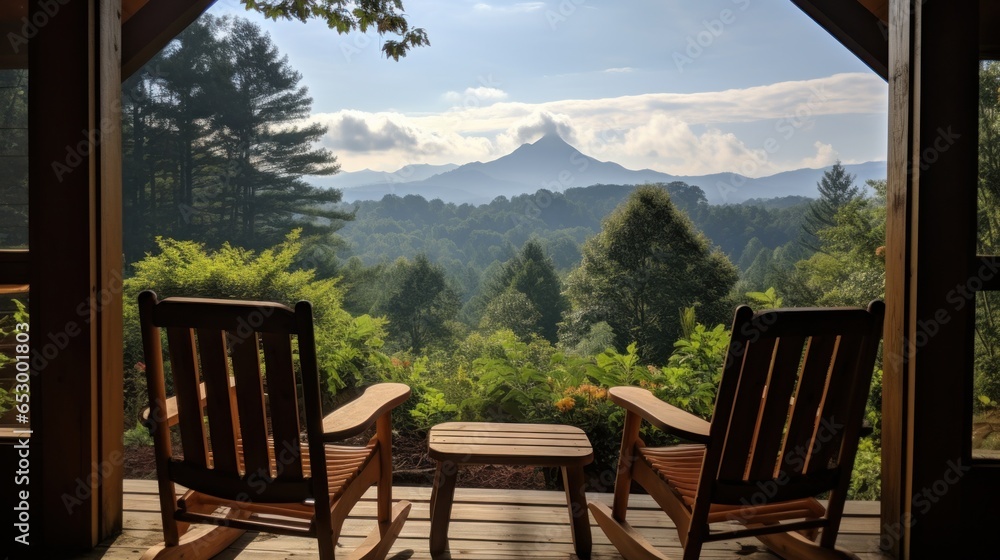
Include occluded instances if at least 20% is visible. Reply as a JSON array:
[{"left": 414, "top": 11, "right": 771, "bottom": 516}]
[
  {"left": 140, "top": 378, "right": 237, "bottom": 430},
  {"left": 140, "top": 397, "right": 179, "bottom": 430},
  {"left": 322, "top": 383, "right": 412, "bottom": 442},
  {"left": 608, "top": 386, "right": 711, "bottom": 443}
]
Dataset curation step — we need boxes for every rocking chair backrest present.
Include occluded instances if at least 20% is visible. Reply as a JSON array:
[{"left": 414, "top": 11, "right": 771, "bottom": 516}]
[
  {"left": 139, "top": 290, "right": 331, "bottom": 507},
  {"left": 702, "top": 300, "right": 885, "bottom": 506}
]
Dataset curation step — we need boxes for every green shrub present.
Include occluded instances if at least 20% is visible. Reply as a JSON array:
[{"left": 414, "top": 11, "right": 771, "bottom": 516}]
[
  {"left": 469, "top": 330, "right": 558, "bottom": 422},
  {"left": 123, "top": 421, "right": 154, "bottom": 447},
  {"left": 0, "top": 299, "right": 28, "bottom": 417},
  {"left": 410, "top": 388, "right": 459, "bottom": 431},
  {"left": 588, "top": 342, "right": 649, "bottom": 387},
  {"left": 122, "top": 230, "right": 389, "bottom": 420},
  {"left": 368, "top": 355, "right": 457, "bottom": 433},
  {"left": 848, "top": 437, "right": 881, "bottom": 500},
  {"left": 652, "top": 322, "right": 729, "bottom": 420}
]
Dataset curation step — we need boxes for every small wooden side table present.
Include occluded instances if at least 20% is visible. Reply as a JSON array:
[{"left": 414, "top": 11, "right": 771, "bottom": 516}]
[{"left": 427, "top": 421, "right": 594, "bottom": 559}]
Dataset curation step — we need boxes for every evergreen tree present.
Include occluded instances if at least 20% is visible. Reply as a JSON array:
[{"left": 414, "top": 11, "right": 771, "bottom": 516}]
[
  {"left": 122, "top": 67, "right": 155, "bottom": 262},
  {"left": 122, "top": 16, "right": 354, "bottom": 260},
  {"left": 801, "top": 160, "right": 861, "bottom": 250},
  {"left": 480, "top": 240, "right": 568, "bottom": 343},
  {"left": 122, "top": 20, "right": 233, "bottom": 262},
  {"left": 213, "top": 17, "right": 348, "bottom": 250},
  {"left": 380, "top": 254, "right": 460, "bottom": 353},
  {"left": 565, "top": 185, "right": 738, "bottom": 364}
]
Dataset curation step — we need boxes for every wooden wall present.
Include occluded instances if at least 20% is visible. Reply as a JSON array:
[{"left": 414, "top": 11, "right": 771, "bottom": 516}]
[{"left": 24, "top": 0, "right": 124, "bottom": 554}]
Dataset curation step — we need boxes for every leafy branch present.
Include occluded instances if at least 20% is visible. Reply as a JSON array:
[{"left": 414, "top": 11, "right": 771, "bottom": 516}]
[{"left": 241, "top": 0, "right": 429, "bottom": 60}]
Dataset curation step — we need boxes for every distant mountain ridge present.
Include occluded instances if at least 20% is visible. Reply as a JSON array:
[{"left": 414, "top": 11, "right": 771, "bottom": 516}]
[
  {"left": 318, "top": 163, "right": 459, "bottom": 190},
  {"left": 312, "top": 134, "right": 886, "bottom": 205}
]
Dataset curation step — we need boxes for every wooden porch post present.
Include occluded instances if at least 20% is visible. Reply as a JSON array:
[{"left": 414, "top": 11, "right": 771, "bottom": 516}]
[
  {"left": 99, "top": 0, "right": 125, "bottom": 542},
  {"left": 884, "top": 1, "right": 978, "bottom": 558},
  {"left": 27, "top": 0, "right": 123, "bottom": 554}
]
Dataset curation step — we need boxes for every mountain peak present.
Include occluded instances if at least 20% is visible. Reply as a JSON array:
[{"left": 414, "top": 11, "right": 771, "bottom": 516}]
[
  {"left": 530, "top": 133, "right": 573, "bottom": 148},
  {"left": 503, "top": 133, "right": 583, "bottom": 163},
  {"left": 505, "top": 133, "right": 578, "bottom": 159}
]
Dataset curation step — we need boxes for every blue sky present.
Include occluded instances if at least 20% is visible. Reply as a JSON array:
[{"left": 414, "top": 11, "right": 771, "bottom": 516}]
[{"left": 207, "top": 0, "right": 888, "bottom": 176}]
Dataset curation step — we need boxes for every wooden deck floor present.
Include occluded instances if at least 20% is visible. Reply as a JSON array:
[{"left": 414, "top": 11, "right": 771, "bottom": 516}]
[{"left": 75, "top": 480, "right": 891, "bottom": 559}]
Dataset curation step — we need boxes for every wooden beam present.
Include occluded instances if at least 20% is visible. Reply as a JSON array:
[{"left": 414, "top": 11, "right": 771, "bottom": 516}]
[
  {"left": 790, "top": 0, "right": 889, "bottom": 80},
  {"left": 122, "top": 0, "right": 151, "bottom": 22},
  {"left": 28, "top": 0, "right": 99, "bottom": 552},
  {"left": 0, "top": 2, "right": 29, "bottom": 70},
  {"left": 0, "top": 2, "right": 27, "bottom": 22},
  {"left": 27, "top": 0, "right": 125, "bottom": 553},
  {"left": 0, "top": 250, "right": 28, "bottom": 284},
  {"left": 121, "top": 0, "right": 217, "bottom": 79},
  {"left": 885, "top": 1, "right": 980, "bottom": 558},
  {"left": 882, "top": 1, "right": 911, "bottom": 555},
  {"left": 858, "top": 0, "right": 888, "bottom": 23},
  {"left": 99, "top": 0, "right": 125, "bottom": 541},
  {"left": 788, "top": 2, "right": 1000, "bottom": 81},
  {"left": 980, "top": 1, "right": 1000, "bottom": 60}
]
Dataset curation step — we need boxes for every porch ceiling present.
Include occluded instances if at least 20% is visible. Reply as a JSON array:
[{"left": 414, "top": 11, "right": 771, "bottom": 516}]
[
  {"left": 789, "top": 0, "right": 889, "bottom": 80},
  {"left": 0, "top": 0, "right": 214, "bottom": 76},
  {"left": 858, "top": 0, "right": 889, "bottom": 23}
]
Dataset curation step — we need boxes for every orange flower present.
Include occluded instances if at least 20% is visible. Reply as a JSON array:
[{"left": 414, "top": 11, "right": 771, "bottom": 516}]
[{"left": 555, "top": 397, "right": 575, "bottom": 413}]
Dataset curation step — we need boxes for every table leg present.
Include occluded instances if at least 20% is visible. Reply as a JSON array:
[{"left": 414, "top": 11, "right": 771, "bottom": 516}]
[
  {"left": 562, "top": 465, "right": 592, "bottom": 559},
  {"left": 430, "top": 460, "right": 458, "bottom": 556}
]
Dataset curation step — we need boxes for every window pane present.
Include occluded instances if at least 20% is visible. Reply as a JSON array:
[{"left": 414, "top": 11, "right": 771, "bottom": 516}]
[
  {"left": 0, "top": 286, "right": 29, "bottom": 430},
  {"left": 0, "top": 69, "right": 27, "bottom": 249},
  {"left": 976, "top": 61, "right": 1000, "bottom": 460}
]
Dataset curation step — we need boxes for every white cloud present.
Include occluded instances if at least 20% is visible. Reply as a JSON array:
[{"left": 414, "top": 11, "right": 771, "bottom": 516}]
[
  {"left": 473, "top": 2, "right": 545, "bottom": 14},
  {"left": 412, "top": 73, "right": 884, "bottom": 134},
  {"left": 498, "top": 111, "right": 577, "bottom": 148},
  {"left": 443, "top": 87, "right": 509, "bottom": 105},
  {"left": 795, "top": 141, "right": 840, "bottom": 169},
  {"left": 603, "top": 67, "right": 634, "bottom": 73},
  {"left": 309, "top": 110, "right": 499, "bottom": 170},
  {"left": 307, "top": 73, "right": 886, "bottom": 175},
  {"left": 619, "top": 115, "right": 770, "bottom": 176}
]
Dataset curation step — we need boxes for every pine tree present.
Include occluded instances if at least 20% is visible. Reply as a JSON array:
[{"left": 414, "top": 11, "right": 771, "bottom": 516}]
[
  {"left": 122, "top": 16, "right": 355, "bottom": 260},
  {"left": 481, "top": 240, "right": 569, "bottom": 342},
  {"left": 380, "top": 255, "right": 460, "bottom": 353},
  {"left": 801, "top": 160, "right": 861, "bottom": 250},
  {"left": 154, "top": 16, "right": 231, "bottom": 236},
  {"left": 213, "top": 17, "right": 348, "bottom": 251}
]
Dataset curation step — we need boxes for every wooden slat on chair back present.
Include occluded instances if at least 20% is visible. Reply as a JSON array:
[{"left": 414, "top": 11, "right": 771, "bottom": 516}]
[
  {"left": 707, "top": 301, "right": 884, "bottom": 504},
  {"left": 139, "top": 291, "right": 319, "bottom": 504}
]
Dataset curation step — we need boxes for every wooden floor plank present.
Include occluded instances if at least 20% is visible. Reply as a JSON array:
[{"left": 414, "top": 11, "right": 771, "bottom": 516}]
[{"left": 76, "top": 480, "right": 890, "bottom": 560}]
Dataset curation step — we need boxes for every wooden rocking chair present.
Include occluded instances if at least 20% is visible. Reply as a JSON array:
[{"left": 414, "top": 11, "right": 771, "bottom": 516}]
[
  {"left": 589, "top": 300, "right": 885, "bottom": 560},
  {"left": 137, "top": 290, "right": 412, "bottom": 560}
]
